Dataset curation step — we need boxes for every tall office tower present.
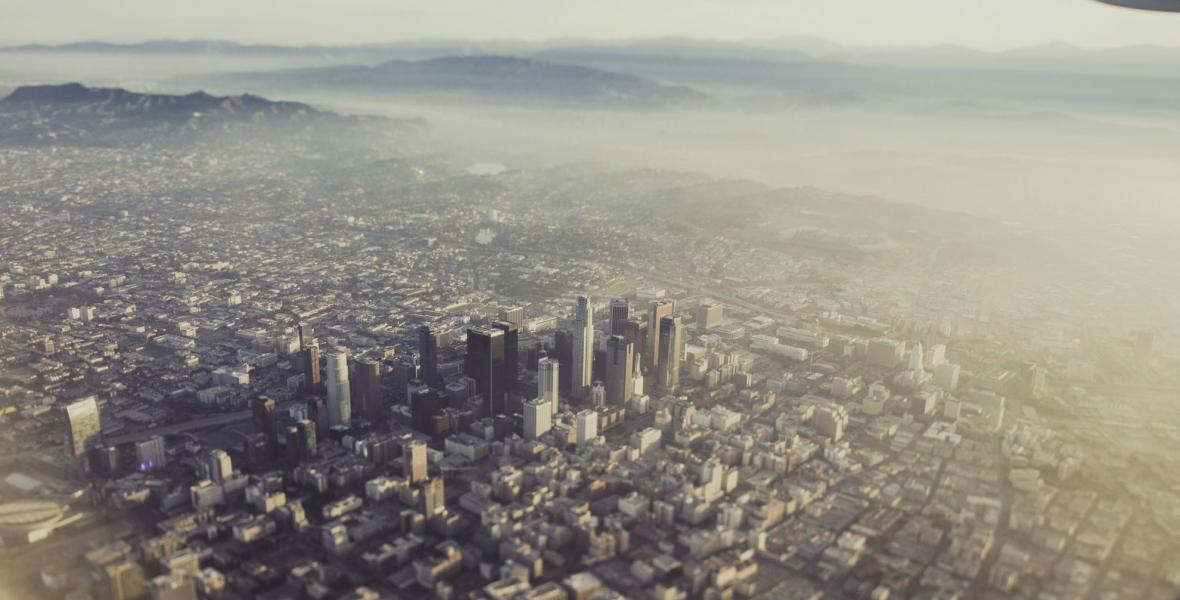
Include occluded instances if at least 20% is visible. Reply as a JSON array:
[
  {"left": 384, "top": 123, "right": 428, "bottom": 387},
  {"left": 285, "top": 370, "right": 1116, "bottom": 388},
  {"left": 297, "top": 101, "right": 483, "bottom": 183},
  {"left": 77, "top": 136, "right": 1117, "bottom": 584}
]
[
  {"left": 296, "top": 419, "right": 317, "bottom": 460},
  {"left": 104, "top": 560, "right": 146, "bottom": 600},
  {"left": 523, "top": 397, "right": 553, "bottom": 440},
  {"left": 537, "top": 357, "right": 560, "bottom": 413},
  {"left": 325, "top": 347, "right": 351, "bottom": 428},
  {"left": 619, "top": 318, "right": 647, "bottom": 368},
  {"left": 422, "top": 477, "right": 446, "bottom": 516},
  {"left": 908, "top": 341, "right": 925, "bottom": 373},
  {"left": 553, "top": 329, "right": 574, "bottom": 394},
  {"left": 308, "top": 397, "right": 329, "bottom": 438},
  {"left": 135, "top": 436, "right": 167, "bottom": 470},
  {"left": 351, "top": 357, "right": 382, "bottom": 421},
  {"left": 65, "top": 395, "right": 102, "bottom": 458},
  {"left": 610, "top": 298, "right": 631, "bottom": 336},
  {"left": 252, "top": 395, "right": 278, "bottom": 451},
  {"left": 590, "top": 381, "right": 606, "bottom": 407},
  {"left": 696, "top": 301, "right": 724, "bottom": 330},
  {"left": 243, "top": 433, "right": 270, "bottom": 468},
  {"left": 576, "top": 409, "right": 598, "bottom": 447},
  {"left": 498, "top": 306, "right": 525, "bottom": 328},
  {"left": 646, "top": 299, "right": 676, "bottom": 372},
  {"left": 657, "top": 315, "right": 685, "bottom": 395},
  {"left": 418, "top": 324, "right": 442, "bottom": 387},
  {"left": 465, "top": 326, "right": 507, "bottom": 417},
  {"left": 604, "top": 335, "right": 634, "bottom": 406},
  {"left": 207, "top": 449, "right": 233, "bottom": 484},
  {"left": 302, "top": 344, "right": 321, "bottom": 392},
  {"left": 392, "top": 354, "right": 420, "bottom": 403},
  {"left": 89, "top": 446, "right": 120, "bottom": 478},
  {"left": 592, "top": 348, "right": 607, "bottom": 384},
  {"left": 935, "top": 362, "right": 960, "bottom": 391},
  {"left": 284, "top": 425, "right": 299, "bottom": 464},
  {"left": 297, "top": 322, "right": 314, "bottom": 351},
  {"left": 631, "top": 352, "right": 645, "bottom": 397},
  {"left": 411, "top": 387, "right": 442, "bottom": 435},
  {"left": 815, "top": 405, "right": 849, "bottom": 441},
  {"left": 402, "top": 439, "right": 427, "bottom": 483},
  {"left": 571, "top": 295, "right": 594, "bottom": 400},
  {"left": 493, "top": 320, "right": 520, "bottom": 390},
  {"left": 526, "top": 343, "right": 547, "bottom": 371}
]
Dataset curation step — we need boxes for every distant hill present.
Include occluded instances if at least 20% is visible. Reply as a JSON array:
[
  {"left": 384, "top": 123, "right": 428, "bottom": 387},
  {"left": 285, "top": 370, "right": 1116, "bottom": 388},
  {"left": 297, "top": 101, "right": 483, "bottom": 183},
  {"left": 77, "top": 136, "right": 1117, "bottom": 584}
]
[
  {"left": 217, "top": 55, "right": 710, "bottom": 107},
  {"left": 0, "top": 83, "right": 399, "bottom": 145}
]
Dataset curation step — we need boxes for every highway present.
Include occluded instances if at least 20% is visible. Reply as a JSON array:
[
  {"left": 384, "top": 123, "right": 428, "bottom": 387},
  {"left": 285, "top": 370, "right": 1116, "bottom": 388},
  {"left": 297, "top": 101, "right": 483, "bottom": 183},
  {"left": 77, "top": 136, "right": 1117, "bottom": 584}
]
[{"left": 105, "top": 399, "right": 297, "bottom": 445}]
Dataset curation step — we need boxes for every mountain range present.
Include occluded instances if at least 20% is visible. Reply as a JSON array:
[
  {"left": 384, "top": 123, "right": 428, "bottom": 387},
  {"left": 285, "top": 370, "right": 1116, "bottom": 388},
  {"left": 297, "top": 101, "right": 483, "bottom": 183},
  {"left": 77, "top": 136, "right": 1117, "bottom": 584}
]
[
  {"left": 5, "top": 37, "right": 1179, "bottom": 73},
  {"left": 0, "top": 83, "right": 379, "bottom": 145},
  {"left": 212, "top": 55, "right": 709, "bottom": 107}
]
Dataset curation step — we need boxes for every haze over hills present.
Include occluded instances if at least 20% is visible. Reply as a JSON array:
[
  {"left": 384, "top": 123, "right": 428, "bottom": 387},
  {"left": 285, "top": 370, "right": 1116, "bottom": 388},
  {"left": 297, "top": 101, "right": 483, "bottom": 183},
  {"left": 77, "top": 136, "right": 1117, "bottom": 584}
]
[
  {"left": 0, "top": 38, "right": 1176, "bottom": 274},
  {"left": 211, "top": 55, "right": 710, "bottom": 108},
  {"left": 5, "top": 36, "right": 1180, "bottom": 74},
  {"left": 5, "top": 38, "right": 1178, "bottom": 112},
  {"left": 0, "top": 82, "right": 403, "bottom": 146}
]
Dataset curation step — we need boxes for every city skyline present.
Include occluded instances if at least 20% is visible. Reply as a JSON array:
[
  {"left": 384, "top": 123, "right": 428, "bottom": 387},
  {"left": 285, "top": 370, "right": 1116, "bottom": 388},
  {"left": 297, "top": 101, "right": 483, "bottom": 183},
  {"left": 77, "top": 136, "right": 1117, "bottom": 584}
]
[{"left": 0, "top": 4, "right": 1176, "bottom": 599}]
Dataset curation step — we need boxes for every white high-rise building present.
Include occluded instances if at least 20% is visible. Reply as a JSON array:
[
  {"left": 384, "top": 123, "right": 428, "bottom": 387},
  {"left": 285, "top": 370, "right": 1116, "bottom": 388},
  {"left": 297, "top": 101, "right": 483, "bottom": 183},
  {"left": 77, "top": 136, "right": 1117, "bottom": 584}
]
[
  {"left": 571, "top": 295, "right": 594, "bottom": 400},
  {"left": 925, "top": 344, "right": 947, "bottom": 368},
  {"left": 65, "top": 395, "right": 102, "bottom": 458},
  {"left": 815, "top": 405, "right": 849, "bottom": 441},
  {"left": 325, "top": 347, "right": 351, "bottom": 428},
  {"left": 908, "top": 341, "right": 924, "bottom": 373},
  {"left": 537, "top": 357, "right": 560, "bottom": 413},
  {"left": 576, "top": 410, "right": 598, "bottom": 447},
  {"left": 208, "top": 449, "right": 233, "bottom": 484},
  {"left": 523, "top": 398, "right": 552, "bottom": 440}
]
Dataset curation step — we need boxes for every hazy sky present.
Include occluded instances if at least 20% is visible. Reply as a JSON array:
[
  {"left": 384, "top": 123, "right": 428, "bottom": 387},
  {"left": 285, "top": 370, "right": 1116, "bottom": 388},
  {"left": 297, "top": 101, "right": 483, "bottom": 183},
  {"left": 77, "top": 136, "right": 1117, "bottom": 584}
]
[{"left": 5, "top": 0, "right": 1179, "bottom": 49}]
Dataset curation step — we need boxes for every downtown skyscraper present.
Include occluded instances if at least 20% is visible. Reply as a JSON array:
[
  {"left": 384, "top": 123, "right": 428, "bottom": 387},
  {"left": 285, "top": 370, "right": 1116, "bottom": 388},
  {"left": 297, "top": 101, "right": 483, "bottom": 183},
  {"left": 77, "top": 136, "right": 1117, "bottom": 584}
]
[
  {"left": 351, "top": 357, "right": 382, "bottom": 422},
  {"left": 418, "top": 324, "right": 442, "bottom": 387},
  {"left": 646, "top": 299, "right": 675, "bottom": 373},
  {"left": 492, "top": 320, "right": 519, "bottom": 391},
  {"left": 302, "top": 343, "right": 321, "bottom": 393},
  {"left": 609, "top": 298, "right": 630, "bottom": 336},
  {"left": 325, "top": 346, "right": 351, "bottom": 428},
  {"left": 657, "top": 315, "right": 685, "bottom": 395},
  {"left": 65, "top": 395, "right": 102, "bottom": 458},
  {"left": 604, "top": 335, "right": 634, "bottom": 406},
  {"left": 465, "top": 326, "right": 507, "bottom": 417},
  {"left": 537, "top": 356, "right": 559, "bottom": 413},
  {"left": 571, "top": 295, "right": 594, "bottom": 400}
]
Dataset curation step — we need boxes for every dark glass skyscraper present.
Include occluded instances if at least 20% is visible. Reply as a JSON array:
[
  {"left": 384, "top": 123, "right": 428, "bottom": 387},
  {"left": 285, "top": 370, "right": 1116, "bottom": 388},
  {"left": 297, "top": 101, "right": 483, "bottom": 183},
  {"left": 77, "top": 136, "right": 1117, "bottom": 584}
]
[
  {"left": 493, "top": 320, "right": 520, "bottom": 391},
  {"left": 657, "top": 314, "right": 685, "bottom": 394},
  {"left": 619, "top": 318, "right": 647, "bottom": 370},
  {"left": 646, "top": 299, "right": 675, "bottom": 372},
  {"left": 604, "top": 335, "right": 634, "bottom": 405},
  {"left": 252, "top": 395, "right": 278, "bottom": 451},
  {"left": 418, "top": 324, "right": 442, "bottom": 387},
  {"left": 465, "top": 326, "right": 506, "bottom": 417},
  {"left": 610, "top": 298, "right": 630, "bottom": 336},
  {"left": 352, "top": 357, "right": 382, "bottom": 421},
  {"left": 391, "top": 354, "right": 419, "bottom": 403}
]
